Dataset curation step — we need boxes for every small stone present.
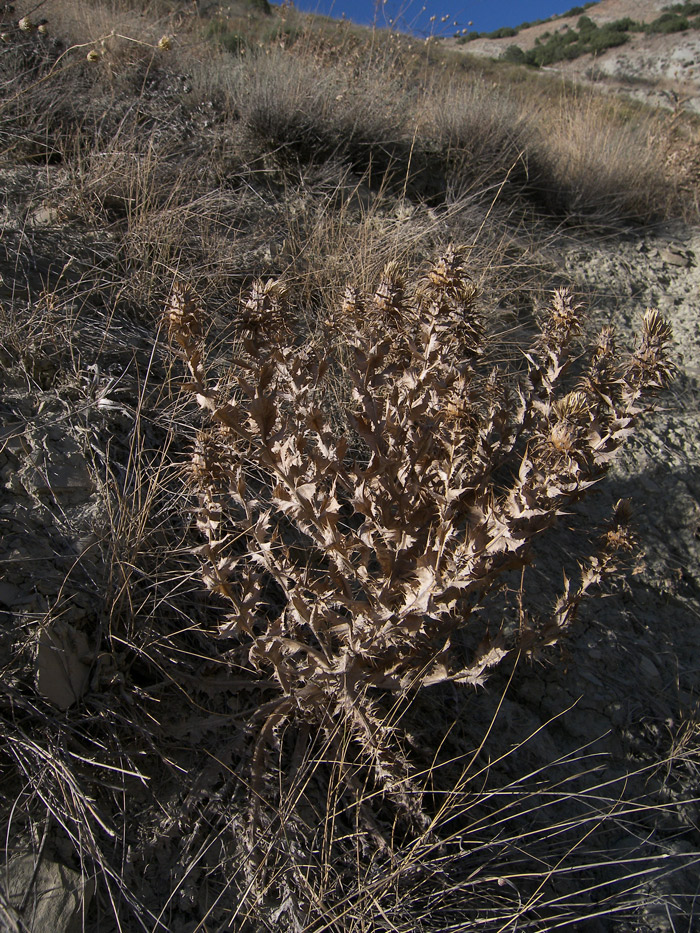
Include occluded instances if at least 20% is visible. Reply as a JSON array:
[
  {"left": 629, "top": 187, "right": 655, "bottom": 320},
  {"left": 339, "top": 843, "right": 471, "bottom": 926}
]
[
  {"left": 36, "top": 621, "right": 92, "bottom": 709},
  {"left": 32, "top": 206, "right": 58, "bottom": 226},
  {"left": 660, "top": 245, "right": 691, "bottom": 267},
  {"left": 4, "top": 855, "right": 94, "bottom": 933},
  {"left": 638, "top": 655, "right": 662, "bottom": 684},
  {"left": 0, "top": 581, "right": 19, "bottom": 607}
]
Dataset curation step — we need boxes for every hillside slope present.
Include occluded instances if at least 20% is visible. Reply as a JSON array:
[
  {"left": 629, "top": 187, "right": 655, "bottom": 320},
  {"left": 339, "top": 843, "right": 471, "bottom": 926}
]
[{"left": 446, "top": 0, "right": 700, "bottom": 112}]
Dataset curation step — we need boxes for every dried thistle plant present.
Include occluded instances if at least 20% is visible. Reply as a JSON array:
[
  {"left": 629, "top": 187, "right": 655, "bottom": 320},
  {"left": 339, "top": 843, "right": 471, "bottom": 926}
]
[{"left": 168, "top": 252, "right": 673, "bottom": 850}]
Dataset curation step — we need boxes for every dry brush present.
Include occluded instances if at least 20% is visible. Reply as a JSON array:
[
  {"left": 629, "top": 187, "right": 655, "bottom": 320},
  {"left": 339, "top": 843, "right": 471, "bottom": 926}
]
[{"left": 169, "top": 247, "right": 674, "bottom": 850}]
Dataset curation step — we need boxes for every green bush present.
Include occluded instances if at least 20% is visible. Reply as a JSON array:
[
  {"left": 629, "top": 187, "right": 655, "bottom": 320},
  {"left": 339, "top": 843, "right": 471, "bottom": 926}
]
[
  {"left": 577, "top": 14, "right": 596, "bottom": 36},
  {"left": 487, "top": 25, "right": 518, "bottom": 38},
  {"left": 502, "top": 44, "right": 527, "bottom": 64},
  {"left": 610, "top": 16, "right": 636, "bottom": 30},
  {"left": 647, "top": 13, "right": 690, "bottom": 33},
  {"left": 658, "top": 1, "right": 700, "bottom": 14},
  {"left": 522, "top": 16, "right": 631, "bottom": 67},
  {"left": 588, "top": 26, "right": 629, "bottom": 53}
]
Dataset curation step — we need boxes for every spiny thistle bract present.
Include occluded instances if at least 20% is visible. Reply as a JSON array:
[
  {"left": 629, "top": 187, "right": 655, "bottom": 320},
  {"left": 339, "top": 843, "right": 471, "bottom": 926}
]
[{"left": 168, "top": 249, "right": 673, "bottom": 849}]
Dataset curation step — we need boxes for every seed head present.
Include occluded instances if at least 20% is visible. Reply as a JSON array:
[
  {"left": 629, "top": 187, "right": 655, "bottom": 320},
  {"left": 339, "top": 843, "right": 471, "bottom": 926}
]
[
  {"left": 554, "top": 390, "right": 589, "bottom": 424},
  {"left": 374, "top": 261, "right": 407, "bottom": 319},
  {"left": 341, "top": 285, "right": 364, "bottom": 318},
  {"left": 592, "top": 326, "right": 617, "bottom": 363},
  {"left": 167, "top": 282, "right": 203, "bottom": 349},
  {"left": 425, "top": 246, "right": 471, "bottom": 293}
]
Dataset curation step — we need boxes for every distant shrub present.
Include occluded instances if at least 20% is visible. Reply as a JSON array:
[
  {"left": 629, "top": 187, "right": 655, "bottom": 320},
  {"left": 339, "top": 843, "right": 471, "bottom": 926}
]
[
  {"left": 647, "top": 13, "right": 690, "bottom": 33},
  {"left": 522, "top": 15, "right": 631, "bottom": 67},
  {"left": 587, "top": 25, "right": 629, "bottom": 53},
  {"left": 610, "top": 16, "right": 636, "bottom": 30},
  {"left": 502, "top": 44, "right": 527, "bottom": 64},
  {"left": 487, "top": 25, "right": 518, "bottom": 39},
  {"left": 664, "top": 1, "right": 700, "bottom": 12},
  {"left": 460, "top": 26, "right": 518, "bottom": 41},
  {"left": 461, "top": 0, "right": 699, "bottom": 65}
]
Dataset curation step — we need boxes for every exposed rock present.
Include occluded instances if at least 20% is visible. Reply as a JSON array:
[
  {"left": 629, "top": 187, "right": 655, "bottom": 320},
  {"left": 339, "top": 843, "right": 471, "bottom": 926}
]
[
  {"left": 36, "top": 619, "right": 93, "bottom": 709},
  {"left": 2, "top": 855, "right": 94, "bottom": 933}
]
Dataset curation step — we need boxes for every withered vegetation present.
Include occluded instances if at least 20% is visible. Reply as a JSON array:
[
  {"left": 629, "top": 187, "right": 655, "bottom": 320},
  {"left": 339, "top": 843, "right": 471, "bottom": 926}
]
[{"left": 169, "top": 250, "right": 674, "bottom": 852}]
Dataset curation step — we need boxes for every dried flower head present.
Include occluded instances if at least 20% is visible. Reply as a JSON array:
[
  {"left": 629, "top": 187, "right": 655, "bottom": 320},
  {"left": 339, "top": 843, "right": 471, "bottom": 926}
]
[
  {"left": 374, "top": 260, "right": 407, "bottom": 319},
  {"left": 554, "top": 390, "right": 589, "bottom": 424},
  {"left": 166, "top": 282, "right": 203, "bottom": 350},
  {"left": 18, "top": 15, "right": 34, "bottom": 31},
  {"left": 424, "top": 245, "right": 470, "bottom": 293},
  {"left": 240, "top": 278, "right": 289, "bottom": 341},
  {"left": 157, "top": 34, "right": 172, "bottom": 50},
  {"left": 625, "top": 308, "right": 676, "bottom": 392},
  {"left": 539, "top": 288, "right": 581, "bottom": 352},
  {"left": 592, "top": 326, "right": 617, "bottom": 363},
  {"left": 341, "top": 285, "right": 364, "bottom": 318}
]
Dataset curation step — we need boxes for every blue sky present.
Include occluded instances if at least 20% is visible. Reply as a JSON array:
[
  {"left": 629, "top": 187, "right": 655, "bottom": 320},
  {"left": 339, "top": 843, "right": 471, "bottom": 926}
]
[{"left": 291, "top": 0, "right": 597, "bottom": 36}]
